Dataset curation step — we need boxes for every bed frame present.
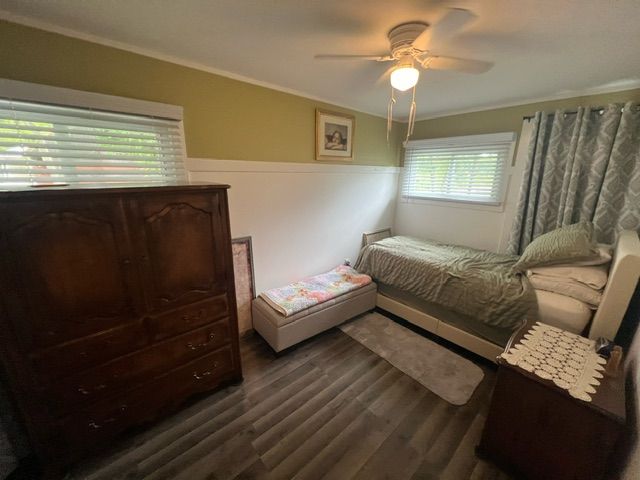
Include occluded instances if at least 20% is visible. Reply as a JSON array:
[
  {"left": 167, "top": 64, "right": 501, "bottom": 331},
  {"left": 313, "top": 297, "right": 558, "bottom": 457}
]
[{"left": 366, "top": 229, "right": 640, "bottom": 362}]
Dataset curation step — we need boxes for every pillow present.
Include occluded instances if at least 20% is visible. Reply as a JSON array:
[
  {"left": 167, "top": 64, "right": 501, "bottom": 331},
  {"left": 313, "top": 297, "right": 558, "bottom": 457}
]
[
  {"left": 565, "top": 244, "right": 612, "bottom": 266},
  {"left": 527, "top": 274, "right": 602, "bottom": 307},
  {"left": 512, "top": 221, "right": 599, "bottom": 272},
  {"left": 527, "top": 263, "right": 609, "bottom": 289},
  {"left": 535, "top": 289, "right": 593, "bottom": 334}
]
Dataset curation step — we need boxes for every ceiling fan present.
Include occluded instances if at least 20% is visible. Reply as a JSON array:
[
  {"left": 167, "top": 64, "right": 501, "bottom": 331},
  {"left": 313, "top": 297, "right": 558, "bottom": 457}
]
[{"left": 315, "top": 8, "right": 493, "bottom": 142}]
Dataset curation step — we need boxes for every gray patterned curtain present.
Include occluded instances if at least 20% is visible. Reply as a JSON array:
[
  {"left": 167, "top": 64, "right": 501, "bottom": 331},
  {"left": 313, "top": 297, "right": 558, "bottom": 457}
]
[{"left": 508, "top": 102, "right": 640, "bottom": 254}]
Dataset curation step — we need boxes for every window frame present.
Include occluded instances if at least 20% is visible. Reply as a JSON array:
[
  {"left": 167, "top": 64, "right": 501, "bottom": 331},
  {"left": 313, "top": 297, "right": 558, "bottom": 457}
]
[
  {"left": 401, "top": 132, "right": 517, "bottom": 207},
  {"left": 0, "top": 78, "right": 187, "bottom": 188}
]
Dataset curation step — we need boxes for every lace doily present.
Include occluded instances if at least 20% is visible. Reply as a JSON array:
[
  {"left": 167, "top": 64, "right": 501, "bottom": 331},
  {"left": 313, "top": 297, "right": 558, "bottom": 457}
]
[{"left": 501, "top": 322, "right": 607, "bottom": 402}]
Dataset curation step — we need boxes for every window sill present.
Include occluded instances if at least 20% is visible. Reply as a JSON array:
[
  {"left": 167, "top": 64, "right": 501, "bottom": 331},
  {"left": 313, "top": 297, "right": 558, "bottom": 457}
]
[{"left": 400, "top": 195, "right": 505, "bottom": 212}]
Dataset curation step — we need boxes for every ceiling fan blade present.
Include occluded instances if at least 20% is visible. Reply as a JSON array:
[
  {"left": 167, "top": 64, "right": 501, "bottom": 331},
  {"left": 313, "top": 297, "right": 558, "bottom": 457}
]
[
  {"left": 425, "top": 55, "right": 493, "bottom": 74},
  {"left": 412, "top": 8, "right": 476, "bottom": 50},
  {"left": 314, "top": 54, "right": 394, "bottom": 62},
  {"left": 411, "top": 27, "right": 432, "bottom": 52}
]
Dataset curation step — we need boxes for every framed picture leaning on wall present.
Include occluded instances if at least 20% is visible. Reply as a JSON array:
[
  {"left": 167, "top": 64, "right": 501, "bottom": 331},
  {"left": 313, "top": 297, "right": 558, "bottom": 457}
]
[
  {"left": 231, "top": 236, "right": 256, "bottom": 335},
  {"left": 316, "top": 109, "right": 355, "bottom": 161}
]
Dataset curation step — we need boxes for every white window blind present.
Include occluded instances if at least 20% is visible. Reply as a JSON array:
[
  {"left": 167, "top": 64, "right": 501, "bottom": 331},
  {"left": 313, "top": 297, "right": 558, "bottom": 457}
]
[
  {"left": 0, "top": 99, "right": 187, "bottom": 188},
  {"left": 401, "top": 132, "right": 516, "bottom": 204}
]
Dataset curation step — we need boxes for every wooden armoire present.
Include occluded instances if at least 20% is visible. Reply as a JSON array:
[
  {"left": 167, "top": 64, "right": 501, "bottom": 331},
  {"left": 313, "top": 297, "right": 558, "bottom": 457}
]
[{"left": 0, "top": 184, "right": 242, "bottom": 473}]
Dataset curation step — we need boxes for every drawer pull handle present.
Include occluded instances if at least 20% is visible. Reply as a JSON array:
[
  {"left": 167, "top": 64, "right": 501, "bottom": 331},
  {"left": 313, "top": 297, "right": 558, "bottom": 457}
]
[
  {"left": 193, "top": 361, "right": 220, "bottom": 380},
  {"left": 78, "top": 384, "right": 106, "bottom": 395},
  {"left": 88, "top": 405, "right": 127, "bottom": 429},
  {"left": 182, "top": 309, "right": 206, "bottom": 324},
  {"left": 186, "top": 333, "right": 216, "bottom": 351}
]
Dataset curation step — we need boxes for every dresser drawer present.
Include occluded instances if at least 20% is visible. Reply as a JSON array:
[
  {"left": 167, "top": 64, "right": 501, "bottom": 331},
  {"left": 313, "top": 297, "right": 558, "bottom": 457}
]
[
  {"left": 147, "top": 294, "right": 230, "bottom": 342},
  {"left": 53, "top": 346, "right": 237, "bottom": 458},
  {"left": 30, "top": 322, "right": 149, "bottom": 380},
  {"left": 43, "top": 319, "right": 231, "bottom": 416},
  {"left": 167, "top": 343, "right": 237, "bottom": 397}
]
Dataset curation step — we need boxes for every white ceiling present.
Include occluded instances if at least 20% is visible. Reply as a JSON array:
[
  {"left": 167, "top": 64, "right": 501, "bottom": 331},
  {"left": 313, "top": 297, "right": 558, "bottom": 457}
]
[{"left": 1, "top": 0, "right": 639, "bottom": 119}]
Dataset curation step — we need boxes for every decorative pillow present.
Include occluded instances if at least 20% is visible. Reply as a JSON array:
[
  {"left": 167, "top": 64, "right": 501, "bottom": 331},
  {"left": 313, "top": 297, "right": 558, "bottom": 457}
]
[{"left": 512, "top": 221, "right": 599, "bottom": 272}]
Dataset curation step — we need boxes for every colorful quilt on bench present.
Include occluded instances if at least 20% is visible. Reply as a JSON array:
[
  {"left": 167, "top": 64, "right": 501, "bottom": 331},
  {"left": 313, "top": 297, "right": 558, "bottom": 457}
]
[{"left": 260, "top": 265, "right": 372, "bottom": 317}]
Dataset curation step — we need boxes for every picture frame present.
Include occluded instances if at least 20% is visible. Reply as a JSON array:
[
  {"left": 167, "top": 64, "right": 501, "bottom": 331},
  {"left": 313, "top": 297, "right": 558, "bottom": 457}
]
[
  {"left": 315, "top": 109, "right": 355, "bottom": 161},
  {"left": 231, "top": 236, "right": 256, "bottom": 335}
]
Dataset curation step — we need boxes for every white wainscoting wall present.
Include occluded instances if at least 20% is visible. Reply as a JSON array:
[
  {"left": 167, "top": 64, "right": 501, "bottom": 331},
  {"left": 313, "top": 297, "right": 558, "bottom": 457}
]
[
  {"left": 187, "top": 159, "right": 399, "bottom": 294},
  {"left": 393, "top": 121, "right": 534, "bottom": 253}
]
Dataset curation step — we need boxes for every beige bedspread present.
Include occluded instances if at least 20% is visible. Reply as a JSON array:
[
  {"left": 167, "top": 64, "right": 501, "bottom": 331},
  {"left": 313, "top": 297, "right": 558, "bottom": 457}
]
[{"left": 354, "top": 236, "right": 537, "bottom": 330}]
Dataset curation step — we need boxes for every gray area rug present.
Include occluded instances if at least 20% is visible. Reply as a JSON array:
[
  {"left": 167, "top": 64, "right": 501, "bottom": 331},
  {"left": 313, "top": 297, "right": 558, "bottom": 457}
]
[{"left": 339, "top": 312, "right": 484, "bottom": 405}]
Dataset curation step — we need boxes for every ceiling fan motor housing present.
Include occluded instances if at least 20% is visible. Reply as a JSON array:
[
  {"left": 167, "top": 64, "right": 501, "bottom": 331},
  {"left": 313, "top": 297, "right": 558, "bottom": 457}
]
[{"left": 388, "top": 22, "right": 429, "bottom": 58}]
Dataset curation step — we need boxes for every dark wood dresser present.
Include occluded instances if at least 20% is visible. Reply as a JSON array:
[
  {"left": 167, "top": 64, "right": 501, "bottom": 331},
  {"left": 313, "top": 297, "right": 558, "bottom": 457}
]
[
  {"left": 477, "top": 324, "right": 625, "bottom": 480},
  {"left": 0, "top": 184, "right": 242, "bottom": 473}
]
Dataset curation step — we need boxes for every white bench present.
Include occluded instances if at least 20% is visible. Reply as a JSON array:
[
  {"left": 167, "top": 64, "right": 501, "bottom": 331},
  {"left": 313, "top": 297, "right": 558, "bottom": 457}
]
[{"left": 252, "top": 282, "right": 377, "bottom": 352}]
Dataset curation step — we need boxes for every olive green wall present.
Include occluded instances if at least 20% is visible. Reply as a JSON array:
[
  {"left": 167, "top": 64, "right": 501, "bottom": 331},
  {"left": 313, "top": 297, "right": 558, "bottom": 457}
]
[
  {"left": 0, "top": 20, "right": 401, "bottom": 166},
  {"left": 3, "top": 19, "right": 638, "bottom": 167},
  {"left": 412, "top": 88, "right": 640, "bottom": 140}
]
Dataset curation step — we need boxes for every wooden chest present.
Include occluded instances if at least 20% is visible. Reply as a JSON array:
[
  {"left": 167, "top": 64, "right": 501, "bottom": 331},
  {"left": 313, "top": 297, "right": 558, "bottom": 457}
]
[
  {"left": 477, "top": 325, "right": 625, "bottom": 480},
  {"left": 0, "top": 184, "right": 242, "bottom": 472}
]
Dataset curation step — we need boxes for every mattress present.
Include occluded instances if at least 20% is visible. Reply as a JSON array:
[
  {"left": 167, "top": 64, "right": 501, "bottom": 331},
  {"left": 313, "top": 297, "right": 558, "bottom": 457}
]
[
  {"left": 355, "top": 236, "right": 536, "bottom": 331},
  {"left": 535, "top": 289, "right": 593, "bottom": 334}
]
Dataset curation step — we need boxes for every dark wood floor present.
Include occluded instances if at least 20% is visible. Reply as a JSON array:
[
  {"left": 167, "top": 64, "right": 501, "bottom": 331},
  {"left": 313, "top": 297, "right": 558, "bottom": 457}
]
[{"left": 66, "top": 321, "right": 512, "bottom": 480}]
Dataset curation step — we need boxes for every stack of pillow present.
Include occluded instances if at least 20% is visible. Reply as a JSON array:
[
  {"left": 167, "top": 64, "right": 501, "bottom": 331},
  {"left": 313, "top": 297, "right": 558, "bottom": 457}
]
[{"left": 512, "top": 221, "right": 612, "bottom": 334}]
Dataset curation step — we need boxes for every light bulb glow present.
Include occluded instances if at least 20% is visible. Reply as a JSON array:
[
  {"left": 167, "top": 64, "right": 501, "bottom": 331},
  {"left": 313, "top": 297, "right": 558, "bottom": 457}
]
[{"left": 390, "top": 66, "right": 419, "bottom": 91}]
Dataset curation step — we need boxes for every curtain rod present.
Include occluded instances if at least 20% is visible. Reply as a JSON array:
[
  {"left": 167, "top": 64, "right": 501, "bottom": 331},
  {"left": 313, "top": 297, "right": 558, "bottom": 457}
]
[{"left": 523, "top": 105, "right": 638, "bottom": 121}]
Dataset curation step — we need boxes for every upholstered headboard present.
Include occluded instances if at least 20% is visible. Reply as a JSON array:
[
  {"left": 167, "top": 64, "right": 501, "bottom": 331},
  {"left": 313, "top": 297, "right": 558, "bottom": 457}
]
[{"left": 589, "top": 230, "right": 640, "bottom": 341}]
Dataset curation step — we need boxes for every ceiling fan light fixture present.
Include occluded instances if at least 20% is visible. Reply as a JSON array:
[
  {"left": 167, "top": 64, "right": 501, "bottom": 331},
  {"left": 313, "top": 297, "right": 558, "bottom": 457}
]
[{"left": 390, "top": 65, "right": 420, "bottom": 91}]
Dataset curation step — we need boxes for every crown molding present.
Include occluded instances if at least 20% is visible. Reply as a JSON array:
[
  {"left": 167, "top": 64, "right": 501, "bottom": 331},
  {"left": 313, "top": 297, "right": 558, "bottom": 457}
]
[{"left": 0, "top": 9, "right": 388, "bottom": 120}]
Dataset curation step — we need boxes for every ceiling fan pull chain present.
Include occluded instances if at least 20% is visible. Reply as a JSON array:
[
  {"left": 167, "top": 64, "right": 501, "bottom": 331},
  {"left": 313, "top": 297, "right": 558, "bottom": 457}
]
[
  {"left": 410, "top": 86, "right": 417, "bottom": 135},
  {"left": 405, "top": 85, "right": 417, "bottom": 143},
  {"left": 387, "top": 86, "right": 396, "bottom": 143}
]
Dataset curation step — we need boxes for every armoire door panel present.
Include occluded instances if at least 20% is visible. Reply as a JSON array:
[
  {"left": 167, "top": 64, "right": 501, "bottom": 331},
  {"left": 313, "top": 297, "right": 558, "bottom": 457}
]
[
  {"left": 131, "top": 192, "right": 228, "bottom": 311},
  {"left": 0, "top": 197, "right": 142, "bottom": 349}
]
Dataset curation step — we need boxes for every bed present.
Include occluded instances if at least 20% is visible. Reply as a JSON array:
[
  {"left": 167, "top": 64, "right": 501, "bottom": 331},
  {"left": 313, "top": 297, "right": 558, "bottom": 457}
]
[{"left": 356, "top": 229, "right": 640, "bottom": 361}]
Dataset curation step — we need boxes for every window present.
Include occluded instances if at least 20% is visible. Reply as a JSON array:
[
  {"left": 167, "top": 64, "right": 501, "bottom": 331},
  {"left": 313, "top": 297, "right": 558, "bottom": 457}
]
[
  {"left": 0, "top": 91, "right": 186, "bottom": 188},
  {"left": 401, "top": 132, "right": 516, "bottom": 205}
]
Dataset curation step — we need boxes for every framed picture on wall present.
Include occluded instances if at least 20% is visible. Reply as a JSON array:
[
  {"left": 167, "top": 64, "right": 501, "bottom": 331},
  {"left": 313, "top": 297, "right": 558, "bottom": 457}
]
[{"left": 316, "top": 109, "right": 355, "bottom": 161}]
